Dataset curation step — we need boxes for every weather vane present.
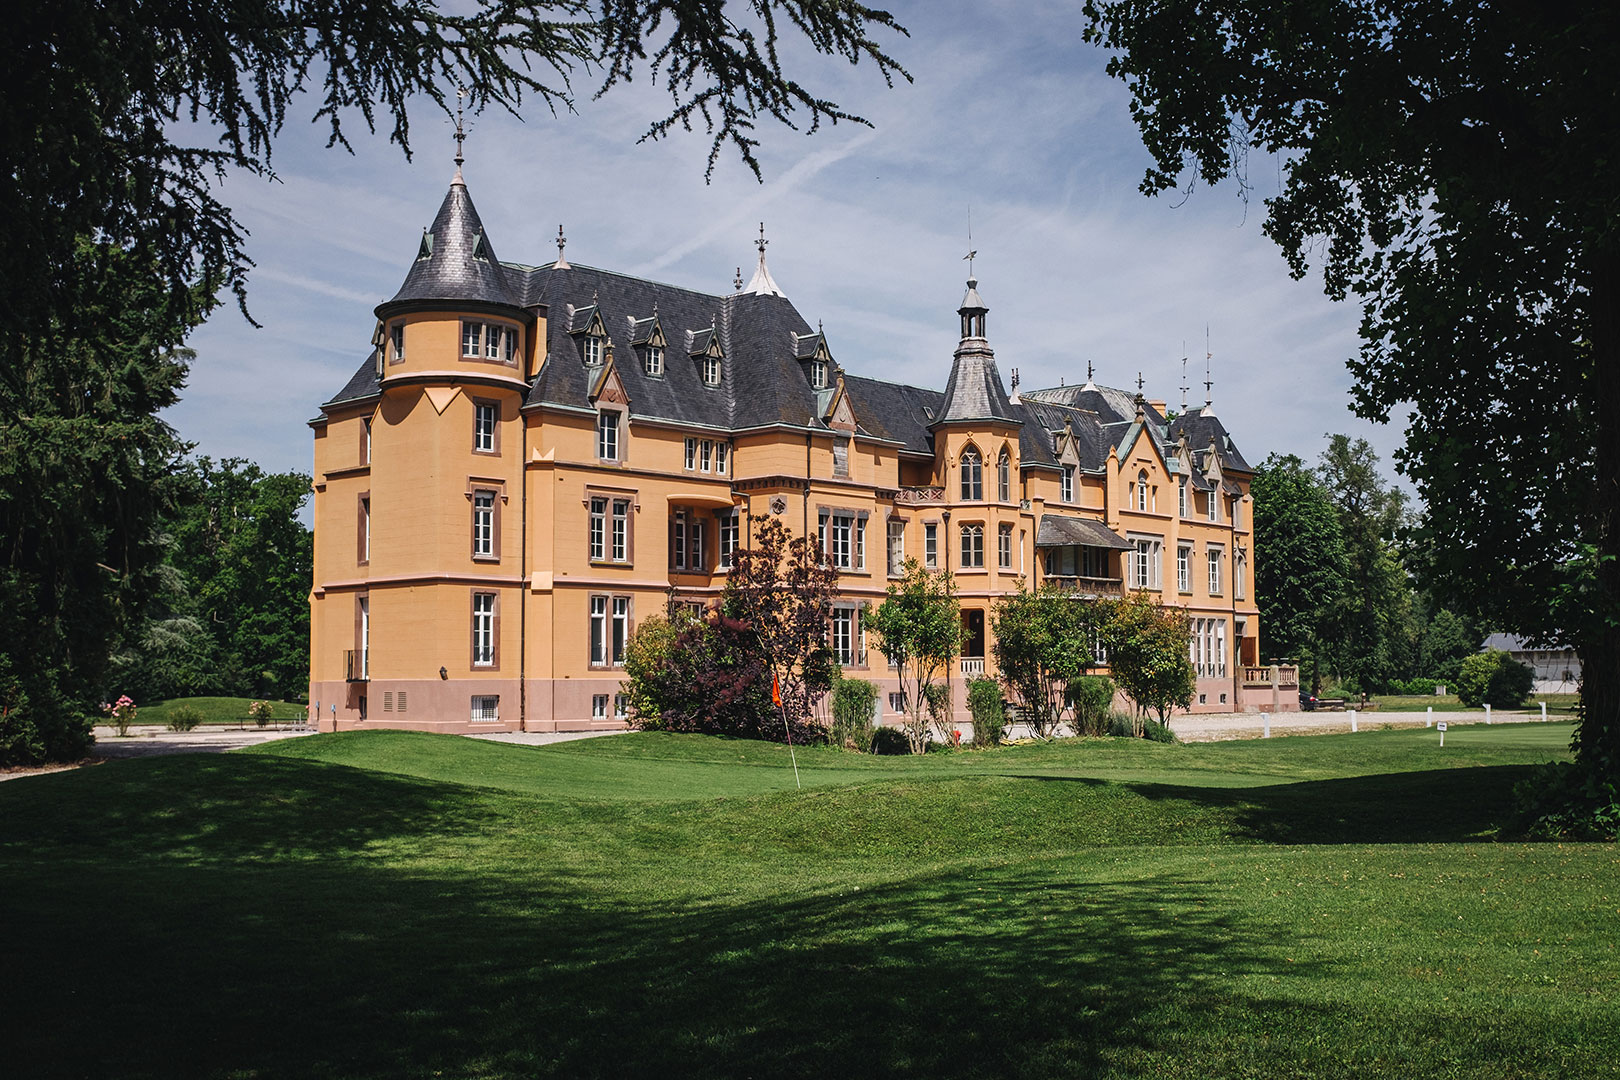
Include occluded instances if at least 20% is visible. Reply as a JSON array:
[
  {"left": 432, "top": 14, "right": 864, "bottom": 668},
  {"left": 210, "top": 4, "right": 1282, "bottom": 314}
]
[{"left": 453, "top": 86, "right": 467, "bottom": 167}]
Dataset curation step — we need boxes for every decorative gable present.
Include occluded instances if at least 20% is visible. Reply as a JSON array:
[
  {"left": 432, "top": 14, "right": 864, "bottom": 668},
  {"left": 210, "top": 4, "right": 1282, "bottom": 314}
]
[
  {"left": 825, "top": 376, "right": 857, "bottom": 432},
  {"left": 589, "top": 361, "right": 631, "bottom": 407}
]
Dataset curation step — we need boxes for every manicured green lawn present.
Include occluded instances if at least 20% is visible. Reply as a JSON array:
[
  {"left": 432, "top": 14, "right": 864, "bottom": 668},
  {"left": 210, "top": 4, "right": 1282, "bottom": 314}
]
[
  {"left": 2, "top": 725, "right": 1614, "bottom": 1079},
  {"left": 1374, "top": 693, "right": 1579, "bottom": 714},
  {"left": 132, "top": 695, "right": 309, "bottom": 726}
]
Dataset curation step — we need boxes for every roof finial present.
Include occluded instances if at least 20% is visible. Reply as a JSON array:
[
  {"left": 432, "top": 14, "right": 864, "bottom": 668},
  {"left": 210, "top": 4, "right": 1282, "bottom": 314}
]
[
  {"left": 1137, "top": 371, "right": 1145, "bottom": 392},
  {"left": 554, "top": 224, "right": 570, "bottom": 270},
  {"left": 742, "top": 222, "right": 786, "bottom": 297},
  {"left": 733, "top": 267, "right": 743, "bottom": 291},
  {"left": 965, "top": 204, "right": 976, "bottom": 277},
  {"left": 1180, "top": 347, "right": 1189, "bottom": 412},
  {"left": 453, "top": 86, "right": 468, "bottom": 180},
  {"left": 1204, "top": 324, "right": 1214, "bottom": 410}
]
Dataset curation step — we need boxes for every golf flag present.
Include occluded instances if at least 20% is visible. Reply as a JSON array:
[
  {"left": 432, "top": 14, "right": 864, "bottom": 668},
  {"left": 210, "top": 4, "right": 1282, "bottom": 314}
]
[{"left": 772, "top": 674, "right": 782, "bottom": 707}]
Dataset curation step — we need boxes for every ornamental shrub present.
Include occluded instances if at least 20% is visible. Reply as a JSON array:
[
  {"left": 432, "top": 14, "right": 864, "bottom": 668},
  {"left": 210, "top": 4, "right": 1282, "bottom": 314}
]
[
  {"left": 1141, "top": 717, "right": 1177, "bottom": 743},
  {"left": 869, "top": 726, "right": 910, "bottom": 755},
  {"left": 166, "top": 705, "right": 204, "bottom": 732},
  {"left": 1389, "top": 677, "right": 1439, "bottom": 696},
  {"left": 830, "top": 677, "right": 879, "bottom": 750},
  {"left": 966, "top": 678, "right": 1005, "bottom": 747},
  {"left": 247, "top": 700, "right": 275, "bottom": 728},
  {"left": 1453, "top": 650, "right": 1534, "bottom": 708},
  {"left": 1069, "top": 675, "right": 1116, "bottom": 736}
]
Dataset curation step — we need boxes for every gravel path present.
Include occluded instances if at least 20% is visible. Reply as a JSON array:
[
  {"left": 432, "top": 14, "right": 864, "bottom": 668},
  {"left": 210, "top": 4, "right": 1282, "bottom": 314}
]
[{"left": 1165, "top": 707, "right": 1562, "bottom": 742}]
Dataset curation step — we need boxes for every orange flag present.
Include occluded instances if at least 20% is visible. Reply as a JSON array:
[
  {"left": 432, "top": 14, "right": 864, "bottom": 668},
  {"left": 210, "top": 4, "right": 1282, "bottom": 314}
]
[{"left": 772, "top": 674, "right": 782, "bottom": 708}]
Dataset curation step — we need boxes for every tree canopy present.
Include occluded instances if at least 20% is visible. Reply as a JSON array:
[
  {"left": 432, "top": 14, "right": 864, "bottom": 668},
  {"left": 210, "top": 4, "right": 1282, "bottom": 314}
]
[
  {"left": 1083, "top": 2, "right": 1620, "bottom": 787},
  {"left": 867, "top": 560, "right": 961, "bottom": 753}
]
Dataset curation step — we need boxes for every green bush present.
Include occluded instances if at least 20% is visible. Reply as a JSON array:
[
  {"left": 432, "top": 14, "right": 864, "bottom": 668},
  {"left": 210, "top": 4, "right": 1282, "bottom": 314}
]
[
  {"left": 1388, "top": 677, "right": 1439, "bottom": 696},
  {"left": 1068, "top": 675, "right": 1115, "bottom": 736},
  {"left": 1105, "top": 712, "right": 1136, "bottom": 738},
  {"left": 1513, "top": 762, "right": 1620, "bottom": 840},
  {"left": 966, "top": 678, "right": 1005, "bottom": 747},
  {"left": 1141, "top": 718, "right": 1177, "bottom": 743},
  {"left": 247, "top": 700, "right": 275, "bottom": 728},
  {"left": 166, "top": 705, "right": 204, "bottom": 732},
  {"left": 869, "top": 726, "right": 910, "bottom": 755},
  {"left": 830, "top": 677, "right": 879, "bottom": 750},
  {"left": 921, "top": 681, "right": 953, "bottom": 749},
  {"left": 1453, "top": 650, "right": 1534, "bottom": 708}
]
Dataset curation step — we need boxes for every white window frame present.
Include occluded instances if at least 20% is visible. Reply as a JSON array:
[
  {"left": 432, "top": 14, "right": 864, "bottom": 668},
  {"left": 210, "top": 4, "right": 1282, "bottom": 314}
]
[
  {"left": 472, "top": 593, "right": 495, "bottom": 666},
  {"left": 998, "top": 523, "right": 1012, "bottom": 569},
  {"left": 1128, "top": 535, "right": 1162, "bottom": 590},
  {"left": 474, "top": 402, "right": 497, "bottom": 453},
  {"left": 998, "top": 449, "right": 1012, "bottom": 502},
  {"left": 1062, "top": 465, "right": 1075, "bottom": 503},
  {"left": 1179, "top": 479, "right": 1188, "bottom": 518},
  {"left": 588, "top": 497, "right": 607, "bottom": 561},
  {"left": 590, "top": 595, "right": 608, "bottom": 665},
  {"left": 1208, "top": 547, "right": 1223, "bottom": 595},
  {"left": 684, "top": 438, "right": 697, "bottom": 470},
  {"left": 611, "top": 499, "right": 629, "bottom": 563},
  {"left": 597, "top": 409, "right": 620, "bottom": 462},
  {"left": 887, "top": 519, "right": 905, "bottom": 576},
  {"left": 485, "top": 324, "right": 503, "bottom": 360},
  {"left": 462, "top": 321, "right": 482, "bottom": 358},
  {"left": 1177, "top": 544, "right": 1191, "bottom": 592},
  {"left": 831, "top": 606, "right": 859, "bottom": 667},
  {"left": 644, "top": 345, "right": 664, "bottom": 376},
  {"left": 472, "top": 491, "right": 495, "bottom": 558},
  {"left": 961, "top": 448, "right": 983, "bottom": 501},
  {"left": 390, "top": 323, "right": 405, "bottom": 363},
  {"left": 700, "top": 440, "right": 714, "bottom": 473},
  {"left": 470, "top": 695, "right": 500, "bottom": 723},
  {"left": 960, "top": 523, "right": 985, "bottom": 569},
  {"left": 1136, "top": 471, "right": 1149, "bottom": 512},
  {"left": 716, "top": 443, "right": 729, "bottom": 475},
  {"left": 1207, "top": 489, "right": 1219, "bottom": 522},
  {"left": 584, "top": 333, "right": 604, "bottom": 365},
  {"left": 719, "top": 511, "right": 739, "bottom": 570},
  {"left": 703, "top": 354, "right": 721, "bottom": 386},
  {"left": 924, "top": 523, "right": 938, "bottom": 568}
]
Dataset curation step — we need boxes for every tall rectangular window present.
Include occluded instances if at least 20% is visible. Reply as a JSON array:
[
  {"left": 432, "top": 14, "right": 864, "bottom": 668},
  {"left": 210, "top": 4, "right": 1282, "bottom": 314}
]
[
  {"left": 998, "top": 524, "right": 1013, "bottom": 569},
  {"left": 833, "top": 437, "right": 849, "bottom": 478},
  {"left": 590, "top": 596, "right": 608, "bottom": 665},
  {"left": 998, "top": 451, "right": 1011, "bottom": 502},
  {"left": 1208, "top": 548, "right": 1223, "bottom": 595},
  {"left": 831, "top": 607, "right": 859, "bottom": 666},
  {"left": 1130, "top": 537, "right": 1162, "bottom": 589},
  {"left": 472, "top": 593, "right": 495, "bottom": 667},
  {"left": 472, "top": 490, "right": 495, "bottom": 558},
  {"left": 1177, "top": 544, "right": 1191, "bottom": 592},
  {"left": 1235, "top": 552, "right": 1247, "bottom": 600},
  {"left": 1062, "top": 465, "right": 1075, "bottom": 503},
  {"left": 363, "top": 417, "right": 373, "bottom": 464},
  {"left": 671, "top": 513, "right": 687, "bottom": 571},
  {"left": 644, "top": 345, "right": 664, "bottom": 376},
  {"left": 716, "top": 443, "right": 729, "bottom": 475},
  {"left": 462, "top": 321, "right": 481, "bottom": 357},
  {"left": 1207, "top": 490, "right": 1219, "bottom": 522},
  {"left": 359, "top": 496, "right": 370, "bottom": 564},
  {"left": 703, "top": 354, "right": 721, "bottom": 385},
  {"left": 1179, "top": 479, "right": 1188, "bottom": 517},
  {"left": 688, "top": 520, "right": 706, "bottom": 572},
  {"left": 484, "top": 324, "right": 503, "bottom": 360},
  {"left": 685, "top": 438, "right": 697, "bottom": 470},
  {"left": 700, "top": 440, "right": 714, "bottom": 473},
  {"left": 887, "top": 519, "right": 905, "bottom": 576},
  {"left": 474, "top": 402, "right": 497, "bottom": 453},
  {"left": 597, "top": 410, "right": 619, "bottom": 461},
  {"left": 925, "top": 523, "right": 938, "bottom": 568},
  {"left": 583, "top": 334, "right": 604, "bottom": 365},
  {"left": 960, "top": 523, "right": 984, "bottom": 568},
  {"left": 390, "top": 323, "right": 405, "bottom": 363},
  {"left": 611, "top": 596, "right": 630, "bottom": 665},
  {"left": 823, "top": 512, "right": 858, "bottom": 570},
  {"left": 612, "top": 499, "right": 630, "bottom": 562},
  {"left": 719, "top": 511, "right": 739, "bottom": 569},
  {"left": 589, "top": 497, "right": 607, "bottom": 561}
]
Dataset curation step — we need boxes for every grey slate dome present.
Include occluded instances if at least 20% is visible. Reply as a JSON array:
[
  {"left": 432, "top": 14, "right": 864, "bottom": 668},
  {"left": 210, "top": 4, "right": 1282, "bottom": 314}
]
[{"left": 382, "top": 171, "right": 522, "bottom": 312}]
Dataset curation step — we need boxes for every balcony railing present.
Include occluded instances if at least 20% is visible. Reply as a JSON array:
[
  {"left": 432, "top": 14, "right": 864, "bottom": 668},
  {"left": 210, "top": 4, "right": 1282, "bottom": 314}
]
[
  {"left": 1242, "top": 664, "right": 1299, "bottom": 689},
  {"left": 344, "top": 649, "right": 368, "bottom": 682},
  {"left": 961, "top": 657, "right": 986, "bottom": 677},
  {"left": 1045, "top": 575, "right": 1125, "bottom": 597},
  {"left": 894, "top": 486, "right": 945, "bottom": 505}
]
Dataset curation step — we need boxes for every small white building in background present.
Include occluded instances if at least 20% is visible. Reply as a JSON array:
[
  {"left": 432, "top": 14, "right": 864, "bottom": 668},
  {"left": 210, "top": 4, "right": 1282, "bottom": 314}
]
[{"left": 1482, "top": 633, "right": 1581, "bottom": 694}]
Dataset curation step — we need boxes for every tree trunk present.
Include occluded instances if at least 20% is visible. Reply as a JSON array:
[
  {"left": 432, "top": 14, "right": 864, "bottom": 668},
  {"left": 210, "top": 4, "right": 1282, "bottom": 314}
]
[{"left": 1580, "top": 244, "right": 1620, "bottom": 786}]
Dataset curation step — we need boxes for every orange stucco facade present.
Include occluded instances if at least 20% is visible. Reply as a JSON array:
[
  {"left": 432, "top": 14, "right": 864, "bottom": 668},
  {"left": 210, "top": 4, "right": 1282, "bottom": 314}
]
[{"left": 308, "top": 172, "right": 1291, "bottom": 733}]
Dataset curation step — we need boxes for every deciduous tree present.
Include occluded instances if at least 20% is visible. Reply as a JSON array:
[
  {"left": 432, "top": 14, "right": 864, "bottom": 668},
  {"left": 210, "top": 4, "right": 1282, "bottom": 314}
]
[
  {"left": 1251, "top": 452, "right": 1347, "bottom": 687},
  {"left": 1107, "top": 590, "right": 1194, "bottom": 730},
  {"left": 1082, "top": 2, "right": 1620, "bottom": 789},
  {"left": 867, "top": 560, "right": 961, "bottom": 754},
  {"left": 990, "top": 584, "right": 1108, "bottom": 739}
]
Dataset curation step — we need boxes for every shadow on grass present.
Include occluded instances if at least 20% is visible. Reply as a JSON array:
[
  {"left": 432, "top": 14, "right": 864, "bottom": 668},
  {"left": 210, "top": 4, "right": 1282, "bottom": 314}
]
[{"left": 0, "top": 757, "right": 1576, "bottom": 1079}]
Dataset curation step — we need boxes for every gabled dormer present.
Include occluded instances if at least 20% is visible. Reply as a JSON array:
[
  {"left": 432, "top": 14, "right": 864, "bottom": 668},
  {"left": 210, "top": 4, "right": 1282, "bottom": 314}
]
[
  {"left": 687, "top": 324, "right": 724, "bottom": 387},
  {"left": 569, "top": 303, "right": 609, "bottom": 366},
  {"left": 823, "top": 373, "right": 856, "bottom": 432},
  {"left": 794, "top": 329, "right": 835, "bottom": 390},
  {"left": 628, "top": 314, "right": 667, "bottom": 377}
]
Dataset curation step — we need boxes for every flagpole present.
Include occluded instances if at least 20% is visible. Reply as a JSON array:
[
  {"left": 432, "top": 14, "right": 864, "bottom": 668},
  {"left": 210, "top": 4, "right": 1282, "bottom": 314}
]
[{"left": 773, "top": 669, "right": 801, "bottom": 789}]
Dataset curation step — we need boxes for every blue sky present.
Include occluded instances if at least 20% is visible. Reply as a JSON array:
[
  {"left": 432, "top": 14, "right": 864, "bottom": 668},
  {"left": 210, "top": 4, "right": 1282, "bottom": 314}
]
[{"left": 173, "top": 1, "right": 1407, "bottom": 486}]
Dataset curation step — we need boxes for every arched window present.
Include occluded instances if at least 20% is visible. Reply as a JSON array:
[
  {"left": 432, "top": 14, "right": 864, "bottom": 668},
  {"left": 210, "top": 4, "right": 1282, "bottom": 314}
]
[
  {"left": 1136, "top": 471, "right": 1149, "bottom": 512},
  {"left": 997, "top": 448, "right": 1011, "bottom": 502},
  {"left": 960, "top": 447, "right": 984, "bottom": 501}
]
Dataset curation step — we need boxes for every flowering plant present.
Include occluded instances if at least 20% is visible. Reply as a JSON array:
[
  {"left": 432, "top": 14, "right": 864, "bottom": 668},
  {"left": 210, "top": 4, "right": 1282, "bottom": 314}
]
[
  {"left": 247, "top": 700, "right": 275, "bottom": 728},
  {"left": 104, "top": 695, "right": 137, "bottom": 737}
]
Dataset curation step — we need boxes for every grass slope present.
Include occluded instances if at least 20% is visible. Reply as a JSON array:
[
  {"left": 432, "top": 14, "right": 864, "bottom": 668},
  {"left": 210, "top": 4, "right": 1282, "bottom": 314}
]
[
  {"left": 133, "top": 695, "right": 308, "bottom": 726},
  {"left": 2, "top": 726, "right": 1615, "bottom": 1080}
]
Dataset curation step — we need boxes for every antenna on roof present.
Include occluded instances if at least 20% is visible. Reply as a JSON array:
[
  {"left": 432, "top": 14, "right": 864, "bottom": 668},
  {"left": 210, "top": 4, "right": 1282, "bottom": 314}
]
[
  {"left": 554, "top": 224, "right": 570, "bottom": 270},
  {"left": 965, "top": 204, "right": 976, "bottom": 277}
]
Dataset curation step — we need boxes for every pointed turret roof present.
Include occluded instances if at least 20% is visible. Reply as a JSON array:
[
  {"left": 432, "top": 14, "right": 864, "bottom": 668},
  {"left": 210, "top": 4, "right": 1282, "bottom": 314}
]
[
  {"left": 932, "top": 276, "right": 1018, "bottom": 426},
  {"left": 382, "top": 171, "right": 522, "bottom": 311},
  {"left": 742, "top": 222, "right": 786, "bottom": 298}
]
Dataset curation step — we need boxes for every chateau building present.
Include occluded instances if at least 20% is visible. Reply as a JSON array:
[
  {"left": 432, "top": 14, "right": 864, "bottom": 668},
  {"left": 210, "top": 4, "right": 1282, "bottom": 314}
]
[{"left": 308, "top": 162, "right": 1292, "bottom": 732}]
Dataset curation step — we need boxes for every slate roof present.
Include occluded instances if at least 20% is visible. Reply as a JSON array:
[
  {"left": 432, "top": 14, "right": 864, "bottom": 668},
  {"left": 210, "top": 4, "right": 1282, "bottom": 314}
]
[
  {"left": 383, "top": 173, "right": 523, "bottom": 311},
  {"left": 1035, "top": 514, "right": 1132, "bottom": 550},
  {"left": 1169, "top": 405, "right": 1253, "bottom": 473}
]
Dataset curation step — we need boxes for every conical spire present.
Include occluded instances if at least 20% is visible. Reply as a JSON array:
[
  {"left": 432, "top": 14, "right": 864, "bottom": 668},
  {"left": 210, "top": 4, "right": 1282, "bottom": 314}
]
[
  {"left": 934, "top": 275, "right": 1016, "bottom": 427},
  {"left": 384, "top": 172, "right": 521, "bottom": 310},
  {"left": 742, "top": 222, "right": 786, "bottom": 297}
]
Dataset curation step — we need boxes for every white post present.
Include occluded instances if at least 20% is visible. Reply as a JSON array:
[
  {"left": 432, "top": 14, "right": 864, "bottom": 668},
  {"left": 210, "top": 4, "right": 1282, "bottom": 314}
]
[
  {"left": 1485, "top": 703, "right": 1492, "bottom": 725},
  {"left": 1262, "top": 712, "right": 1270, "bottom": 738},
  {"left": 1350, "top": 708, "right": 1358, "bottom": 733},
  {"left": 1426, "top": 705, "right": 1433, "bottom": 728},
  {"left": 1541, "top": 701, "right": 1548, "bottom": 722}
]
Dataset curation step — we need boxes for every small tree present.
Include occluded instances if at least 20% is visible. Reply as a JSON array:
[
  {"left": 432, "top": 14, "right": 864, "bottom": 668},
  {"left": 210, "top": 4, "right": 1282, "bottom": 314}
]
[
  {"left": 830, "top": 676, "right": 879, "bottom": 750},
  {"left": 1455, "top": 649, "right": 1535, "bottom": 710},
  {"left": 866, "top": 560, "right": 961, "bottom": 754},
  {"left": 967, "top": 678, "right": 1006, "bottom": 747},
  {"left": 1108, "top": 591, "right": 1195, "bottom": 731},
  {"left": 991, "top": 583, "right": 1110, "bottom": 738},
  {"left": 722, "top": 515, "right": 839, "bottom": 737}
]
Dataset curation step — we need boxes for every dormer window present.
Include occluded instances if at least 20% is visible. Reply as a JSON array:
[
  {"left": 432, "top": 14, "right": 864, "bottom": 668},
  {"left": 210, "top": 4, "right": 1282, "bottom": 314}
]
[
  {"left": 703, "top": 354, "right": 721, "bottom": 386},
  {"left": 645, "top": 345, "right": 664, "bottom": 377},
  {"left": 584, "top": 333, "right": 605, "bottom": 366},
  {"left": 810, "top": 359, "right": 828, "bottom": 389}
]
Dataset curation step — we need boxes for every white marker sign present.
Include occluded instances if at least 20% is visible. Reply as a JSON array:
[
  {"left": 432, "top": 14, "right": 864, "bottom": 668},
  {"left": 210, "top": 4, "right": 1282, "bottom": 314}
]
[{"left": 1437, "top": 720, "right": 1447, "bottom": 746}]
